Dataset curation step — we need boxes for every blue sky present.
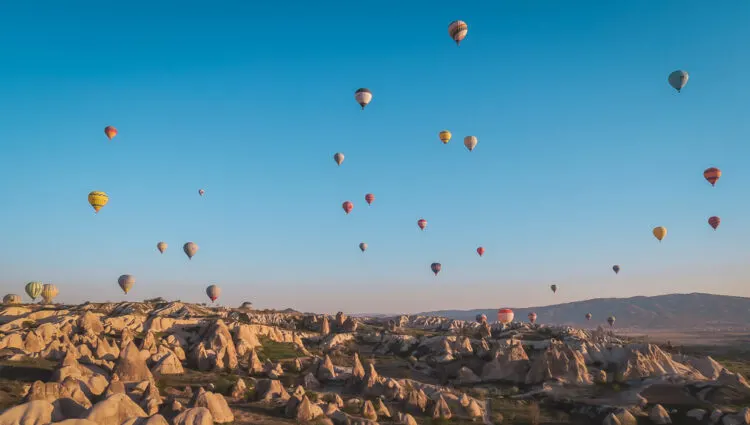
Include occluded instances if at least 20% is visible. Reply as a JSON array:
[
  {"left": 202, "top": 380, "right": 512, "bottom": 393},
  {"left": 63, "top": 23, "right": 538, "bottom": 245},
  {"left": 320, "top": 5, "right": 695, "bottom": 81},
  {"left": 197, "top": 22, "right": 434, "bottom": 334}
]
[{"left": 1, "top": 1, "right": 749, "bottom": 314}]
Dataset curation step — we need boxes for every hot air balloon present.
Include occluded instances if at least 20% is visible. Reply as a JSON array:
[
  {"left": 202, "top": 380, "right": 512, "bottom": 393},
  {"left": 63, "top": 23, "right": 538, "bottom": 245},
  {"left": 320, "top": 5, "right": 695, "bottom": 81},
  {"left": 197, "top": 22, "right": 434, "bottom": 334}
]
[
  {"left": 476, "top": 247, "right": 485, "bottom": 257},
  {"left": 104, "top": 126, "right": 118, "bottom": 140},
  {"left": 497, "top": 308, "right": 514, "bottom": 325},
  {"left": 88, "top": 191, "right": 109, "bottom": 213},
  {"left": 704, "top": 167, "right": 721, "bottom": 187},
  {"left": 668, "top": 70, "right": 689, "bottom": 93},
  {"left": 183, "top": 242, "right": 199, "bottom": 260},
  {"left": 464, "top": 136, "right": 478, "bottom": 152},
  {"left": 365, "top": 193, "right": 375, "bottom": 205},
  {"left": 206, "top": 284, "right": 221, "bottom": 303},
  {"left": 528, "top": 312, "right": 537, "bottom": 324},
  {"left": 585, "top": 313, "right": 592, "bottom": 321},
  {"left": 118, "top": 274, "right": 135, "bottom": 295},
  {"left": 359, "top": 242, "right": 368, "bottom": 252},
  {"left": 613, "top": 265, "right": 620, "bottom": 274},
  {"left": 439, "top": 130, "right": 452, "bottom": 144},
  {"left": 157, "top": 242, "right": 168, "bottom": 254},
  {"left": 41, "top": 284, "right": 58, "bottom": 304},
  {"left": 342, "top": 201, "right": 353, "bottom": 214},
  {"left": 475, "top": 314, "right": 487, "bottom": 323},
  {"left": 3, "top": 294, "right": 21, "bottom": 305},
  {"left": 417, "top": 219, "right": 427, "bottom": 230},
  {"left": 354, "top": 88, "right": 372, "bottom": 110},
  {"left": 25, "top": 281, "right": 43, "bottom": 301},
  {"left": 607, "top": 316, "right": 616, "bottom": 328},
  {"left": 198, "top": 189, "right": 205, "bottom": 196},
  {"left": 334, "top": 152, "right": 345, "bottom": 166},
  {"left": 708, "top": 216, "right": 721, "bottom": 230},
  {"left": 550, "top": 284, "right": 558, "bottom": 294},
  {"left": 653, "top": 226, "right": 667, "bottom": 242},
  {"left": 431, "top": 262, "right": 442, "bottom": 276},
  {"left": 448, "top": 20, "right": 468, "bottom": 46}
]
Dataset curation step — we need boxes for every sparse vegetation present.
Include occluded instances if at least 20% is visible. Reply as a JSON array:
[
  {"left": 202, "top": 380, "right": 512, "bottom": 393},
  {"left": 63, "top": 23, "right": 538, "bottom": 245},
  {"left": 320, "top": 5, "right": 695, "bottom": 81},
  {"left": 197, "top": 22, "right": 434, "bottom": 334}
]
[{"left": 257, "top": 337, "right": 304, "bottom": 362}]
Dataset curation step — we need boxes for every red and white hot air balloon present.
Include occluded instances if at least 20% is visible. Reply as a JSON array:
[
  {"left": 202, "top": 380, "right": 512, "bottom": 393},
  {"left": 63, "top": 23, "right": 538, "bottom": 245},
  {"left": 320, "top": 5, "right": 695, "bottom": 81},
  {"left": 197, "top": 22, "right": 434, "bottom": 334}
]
[
  {"left": 198, "top": 189, "right": 205, "bottom": 196},
  {"left": 708, "top": 216, "right": 720, "bottom": 230},
  {"left": 497, "top": 308, "right": 514, "bottom": 325},
  {"left": 417, "top": 219, "right": 427, "bottom": 230},
  {"left": 342, "top": 201, "right": 353, "bottom": 214},
  {"left": 365, "top": 193, "right": 375, "bottom": 206},
  {"left": 476, "top": 247, "right": 485, "bottom": 257}
]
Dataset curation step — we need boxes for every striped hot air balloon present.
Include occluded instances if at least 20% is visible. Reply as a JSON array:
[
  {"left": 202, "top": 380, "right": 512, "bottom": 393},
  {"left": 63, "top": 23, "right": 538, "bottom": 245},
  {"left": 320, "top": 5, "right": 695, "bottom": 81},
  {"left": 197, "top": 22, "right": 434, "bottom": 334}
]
[
  {"left": 497, "top": 308, "right": 514, "bottom": 325},
  {"left": 118, "top": 274, "right": 135, "bottom": 295},
  {"left": 25, "top": 281, "right": 43, "bottom": 301},
  {"left": 708, "top": 216, "right": 721, "bottom": 230},
  {"left": 41, "top": 284, "right": 58, "bottom": 304},
  {"left": 704, "top": 167, "right": 721, "bottom": 186},
  {"left": 431, "top": 262, "right": 442, "bottom": 276},
  {"left": 354, "top": 88, "right": 372, "bottom": 110},
  {"left": 528, "top": 312, "right": 537, "bottom": 324},
  {"left": 88, "top": 191, "right": 109, "bottom": 213},
  {"left": 365, "top": 193, "right": 375, "bottom": 205},
  {"left": 448, "top": 20, "right": 468, "bottom": 46},
  {"left": 475, "top": 314, "right": 487, "bottom": 323},
  {"left": 607, "top": 316, "right": 616, "bottom": 328},
  {"left": 439, "top": 130, "right": 452, "bottom": 144},
  {"left": 104, "top": 126, "right": 118, "bottom": 140},
  {"left": 418, "top": 219, "right": 427, "bottom": 230}
]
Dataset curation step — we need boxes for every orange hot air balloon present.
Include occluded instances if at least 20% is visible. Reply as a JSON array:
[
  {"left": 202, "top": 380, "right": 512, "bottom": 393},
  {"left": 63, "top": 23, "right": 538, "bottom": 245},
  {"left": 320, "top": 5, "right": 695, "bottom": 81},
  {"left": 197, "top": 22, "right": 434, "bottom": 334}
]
[
  {"left": 704, "top": 167, "right": 721, "bottom": 186},
  {"left": 417, "top": 219, "right": 427, "bottom": 230},
  {"left": 342, "top": 201, "right": 353, "bottom": 214},
  {"left": 708, "top": 216, "right": 721, "bottom": 230},
  {"left": 365, "top": 193, "right": 375, "bottom": 205},
  {"left": 497, "top": 308, "right": 514, "bottom": 325},
  {"left": 476, "top": 247, "right": 485, "bottom": 257},
  {"left": 104, "top": 126, "right": 117, "bottom": 140}
]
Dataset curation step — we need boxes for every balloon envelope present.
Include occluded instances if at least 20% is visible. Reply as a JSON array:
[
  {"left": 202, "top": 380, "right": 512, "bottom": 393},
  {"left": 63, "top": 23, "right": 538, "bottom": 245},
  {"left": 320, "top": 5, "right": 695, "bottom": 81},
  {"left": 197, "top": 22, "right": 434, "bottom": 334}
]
[
  {"left": 354, "top": 88, "right": 372, "bottom": 109},
  {"left": 183, "top": 242, "right": 199, "bottom": 259},
  {"left": 448, "top": 20, "right": 468, "bottom": 46},
  {"left": 342, "top": 201, "right": 353, "bottom": 214},
  {"left": 41, "top": 284, "right": 58, "bottom": 304},
  {"left": 206, "top": 284, "right": 221, "bottom": 302},
  {"left": 475, "top": 314, "right": 487, "bottom": 323},
  {"left": 418, "top": 219, "right": 427, "bottom": 230},
  {"left": 613, "top": 265, "right": 620, "bottom": 274},
  {"left": 439, "top": 130, "right": 452, "bottom": 144},
  {"left": 334, "top": 153, "right": 345, "bottom": 166},
  {"left": 668, "top": 70, "right": 689, "bottom": 92},
  {"left": 198, "top": 189, "right": 205, "bottom": 196},
  {"left": 365, "top": 193, "right": 375, "bottom": 205},
  {"left": 3, "top": 294, "right": 21, "bottom": 305},
  {"left": 25, "top": 281, "right": 43, "bottom": 300},
  {"left": 157, "top": 242, "right": 168, "bottom": 254},
  {"left": 607, "top": 316, "right": 616, "bottom": 327},
  {"left": 550, "top": 284, "right": 557, "bottom": 293},
  {"left": 528, "top": 312, "right": 537, "bottom": 324},
  {"left": 431, "top": 262, "right": 442, "bottom": 275},
  {"left": 497, "top": 308, "right": 514, "bottom": 324},
  {"left": 708, "top": 216, "right": 721, "bottom": 230},
  {"left": 359, "top": 242, "right": 368, "bottom": 252},
  {"left": 118, "top": 274, "right": 135, "bottom": 294},
  {"left": 704, "top": 167, "right": 721, "bottom": 186},
  {"left": 653, "top": 226, "right": 667, "bottom": 241},
  {"left": 585, "top": 313, "right": 592, "bottom": 321},
  {"left": 476, "top": 247, "right": 485, "bottom": 257},
  {"left": 88, "top": 191, "right": 109, "bottom": 213},
  {"left": 104, "top": 126, "right": 118, "bottom": 140}
]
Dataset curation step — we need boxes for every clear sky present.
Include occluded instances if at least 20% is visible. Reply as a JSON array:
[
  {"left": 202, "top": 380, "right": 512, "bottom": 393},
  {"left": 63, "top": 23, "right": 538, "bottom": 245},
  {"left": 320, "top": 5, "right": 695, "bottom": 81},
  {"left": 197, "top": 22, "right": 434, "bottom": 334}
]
[{"left": 1, "top": 1, "right": 750, "bottom": 314}]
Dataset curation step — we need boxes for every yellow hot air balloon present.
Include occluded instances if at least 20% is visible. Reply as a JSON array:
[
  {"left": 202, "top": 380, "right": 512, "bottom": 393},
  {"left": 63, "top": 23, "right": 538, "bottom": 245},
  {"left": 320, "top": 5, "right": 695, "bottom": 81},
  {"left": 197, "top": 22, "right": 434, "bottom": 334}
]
[
  {"left": 439, "top": 130, "right": 452, "bottom": 144},
  {"left": 653, "top": 226, "right": 667, "bottom": 242},
  {"left": 41, "top": 283, "right": 58, "bottom": 304},
  {"left": 157, "top": 242, "right": 168, "bottom": 254},
  {"left": 88, "top": 191, "right": 109, "bottom": 213}
]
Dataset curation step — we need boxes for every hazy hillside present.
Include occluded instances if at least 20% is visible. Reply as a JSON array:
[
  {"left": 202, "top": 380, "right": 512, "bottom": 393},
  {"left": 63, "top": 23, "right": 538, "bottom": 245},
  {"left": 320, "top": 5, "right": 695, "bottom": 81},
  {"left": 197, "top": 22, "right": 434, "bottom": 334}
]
[{"left": 417, "top": 293, "right": 750, "bottom": 329}]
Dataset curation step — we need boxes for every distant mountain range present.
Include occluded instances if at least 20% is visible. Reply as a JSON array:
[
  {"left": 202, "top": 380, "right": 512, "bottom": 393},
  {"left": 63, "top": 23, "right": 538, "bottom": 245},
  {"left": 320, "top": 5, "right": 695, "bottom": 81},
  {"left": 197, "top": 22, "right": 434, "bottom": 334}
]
[{"left": 416, "top": 293, "right": 750, "bottom": 329}]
